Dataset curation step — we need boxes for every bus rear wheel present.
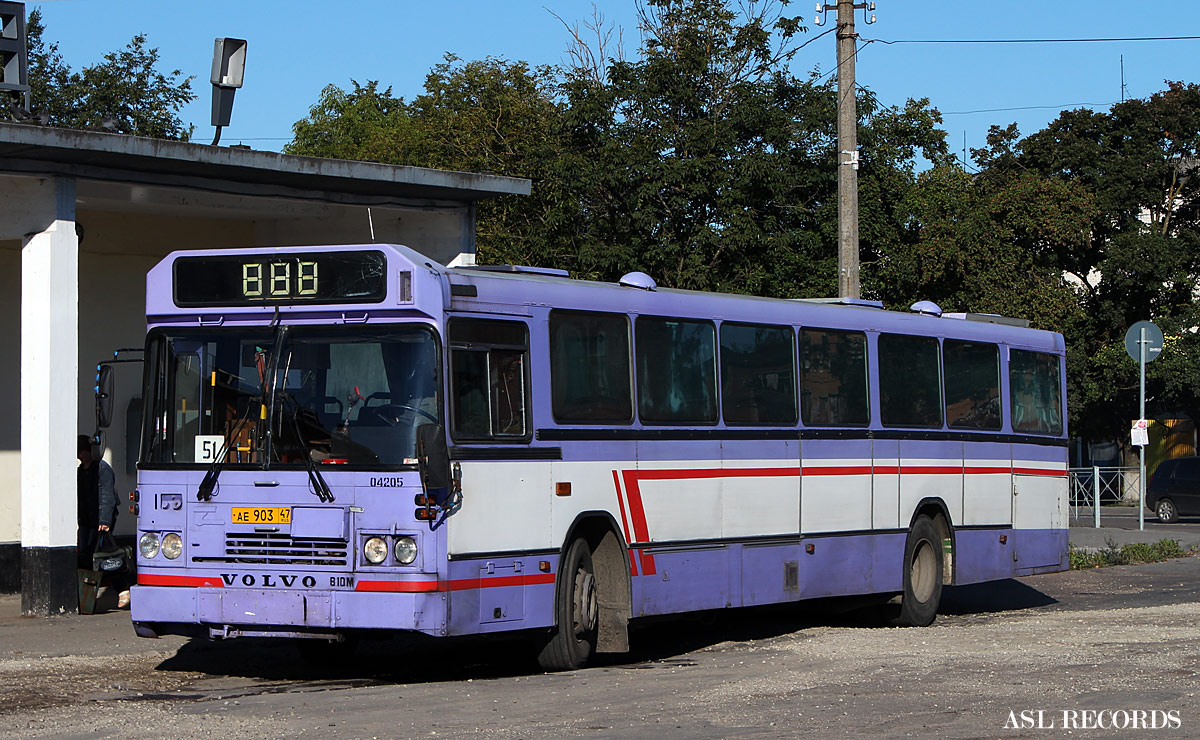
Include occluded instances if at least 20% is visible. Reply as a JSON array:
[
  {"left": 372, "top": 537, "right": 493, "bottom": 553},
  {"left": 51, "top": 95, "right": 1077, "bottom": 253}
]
[
  {"left": 537, "top": 538, "right": 598, "bottom": 671},
  {"left": 896, "top": 515, "right": 943, "bottom": 627}
]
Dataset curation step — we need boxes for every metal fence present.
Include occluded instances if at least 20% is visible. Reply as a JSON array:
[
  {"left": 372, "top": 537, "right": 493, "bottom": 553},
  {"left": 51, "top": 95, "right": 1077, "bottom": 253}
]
[{"left": 1068, "top": 466, "right": 1143, "bottom": 527}]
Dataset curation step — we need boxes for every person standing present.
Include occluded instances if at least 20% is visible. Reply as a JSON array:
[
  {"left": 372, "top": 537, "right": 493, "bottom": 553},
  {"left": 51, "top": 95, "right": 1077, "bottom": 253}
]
[{"left": 77, "top": 435, "right": 130, "bottom": 609}]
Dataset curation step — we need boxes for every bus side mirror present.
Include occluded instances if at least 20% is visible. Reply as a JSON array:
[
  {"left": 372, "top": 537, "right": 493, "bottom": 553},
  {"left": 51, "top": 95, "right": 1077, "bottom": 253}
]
[
  {"left": 95, "top": 364, "right": 114, "bottom": 430},
  {"left": 416, "top": 424, "right": 450, "bottom": 491}
]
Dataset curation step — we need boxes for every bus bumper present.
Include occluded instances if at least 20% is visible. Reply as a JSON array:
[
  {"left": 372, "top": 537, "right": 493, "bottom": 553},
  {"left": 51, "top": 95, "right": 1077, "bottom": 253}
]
[{"left": 129, "top": 585, "right": 449, "bottom": 638}]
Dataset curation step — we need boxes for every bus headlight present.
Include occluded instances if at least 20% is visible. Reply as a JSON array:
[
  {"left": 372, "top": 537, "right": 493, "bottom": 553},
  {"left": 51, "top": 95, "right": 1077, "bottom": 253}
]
[
  {"left": 139, "top": 532, "right": 160, "bottom": 559},
  {"left": 161, "top": 532, "right": 183, "bottom": 560},
  {"left": 394, "top": 536, "right": 418, "bottom": 565},
  {"left": 364, "top": 536, "right": 388, "bottom": 564}
]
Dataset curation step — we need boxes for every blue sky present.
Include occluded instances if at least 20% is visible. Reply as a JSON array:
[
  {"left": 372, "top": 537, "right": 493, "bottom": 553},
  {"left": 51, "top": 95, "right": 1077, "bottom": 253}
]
[{"left": 29, "top": 0, "right": 1200, "bottom": 163}]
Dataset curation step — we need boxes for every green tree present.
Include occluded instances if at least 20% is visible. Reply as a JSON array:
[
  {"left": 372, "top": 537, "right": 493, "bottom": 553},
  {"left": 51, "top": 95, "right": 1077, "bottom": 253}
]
[
  {"left": 555, "top": 0, "right": 946, "bottom": 293},
  {"left": 286, "top": 0, "right": 946, "bottom": 296},
  {"left": 984, "top": 84, "right": 1200, "bottom": 440},
  {"left": 23, "top": 8, "right": 72, "bottom": 124},
  {"left": 288, "top": 80, "right": 415, "bottom": 162},
  {"left": 876, "top": 164, "right": 1091, "bottom": 326},
  {"left": 23, "top": 8, "right": 195, "bottom": 140},
  {"left": 553, "top": 0, "right": 820, "bottom": 290},
  {"left": 288, "top": 56, "right": 565, "bottom": 267}
]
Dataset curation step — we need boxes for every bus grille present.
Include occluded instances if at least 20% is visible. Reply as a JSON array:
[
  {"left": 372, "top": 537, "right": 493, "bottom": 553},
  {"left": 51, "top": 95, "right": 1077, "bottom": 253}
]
[{"left": 195, "top": 532, "right": 350, "bottom": 566}]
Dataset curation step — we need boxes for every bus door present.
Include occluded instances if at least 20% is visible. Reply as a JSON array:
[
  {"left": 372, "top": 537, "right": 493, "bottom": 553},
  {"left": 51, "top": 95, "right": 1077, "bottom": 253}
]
[
  {"left": 444, "top": 317, "right": 550, "bottom": 563},
  {"left": 1012, "top": 465, "right": 1067, "bottom": 570}
]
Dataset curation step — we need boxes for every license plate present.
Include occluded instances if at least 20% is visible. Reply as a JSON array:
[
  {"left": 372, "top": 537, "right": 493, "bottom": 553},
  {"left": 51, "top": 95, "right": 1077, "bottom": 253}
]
[{"left": 231, "top": 507, "right": 292, "bottom": 524}]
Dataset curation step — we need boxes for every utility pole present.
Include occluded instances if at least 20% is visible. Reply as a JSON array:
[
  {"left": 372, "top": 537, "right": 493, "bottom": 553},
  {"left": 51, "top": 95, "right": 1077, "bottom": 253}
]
[{"left": 817, "top": 1, "right": 874, "bottom": 299}]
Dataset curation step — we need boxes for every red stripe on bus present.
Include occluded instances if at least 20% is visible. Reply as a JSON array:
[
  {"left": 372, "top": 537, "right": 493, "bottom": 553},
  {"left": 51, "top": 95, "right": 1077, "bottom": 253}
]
[
  {"left": 965, "top": 466, "right": 1013, "bottom": 475},
  {"left": 355, "top": 573, "right": 557, "bottom": 593},
  {"left": 612, "top": 469, "right": 638, "bottom": 575},
  {"left": 895, "top": 466, "right": 967, "bottom": 476},
  {"left": 1013, "top": 467, "right": 1067, "bottom": 477},
  {"left": 445, "top": 573, "right": 557, "bottom": 591},
  {"left": 621, "top": 469, "right": 657, "bottom": 575},
  {"left": 802, "top": 466, "right": 872, "bottom": 476},
  {"left": 619, "top": 464, "right": 1054, "bottom": 482},
  {"left": 612, "top": 461, "right": 1065, "bottom": 576},
  {"left": 138, "top": 573, "right": 225, "bottom": 588},
  {"left": 636, "top": 466, "right": 802, "bottom": 480},
  {"left": 355, "top": 580, "right": 441, "bottom": 593}
]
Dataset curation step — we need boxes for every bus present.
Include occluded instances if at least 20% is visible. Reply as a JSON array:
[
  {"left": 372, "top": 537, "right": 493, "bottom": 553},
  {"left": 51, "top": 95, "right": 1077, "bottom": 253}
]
[{"left": 126, "top": 243, "right": 1068, "bottom": 670}]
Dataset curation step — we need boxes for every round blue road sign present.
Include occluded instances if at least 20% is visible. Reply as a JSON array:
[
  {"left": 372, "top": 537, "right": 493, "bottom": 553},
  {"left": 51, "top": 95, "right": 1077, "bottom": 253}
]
[{"left": 1124, "top": 321, "right": 1164, "bottom": 363}]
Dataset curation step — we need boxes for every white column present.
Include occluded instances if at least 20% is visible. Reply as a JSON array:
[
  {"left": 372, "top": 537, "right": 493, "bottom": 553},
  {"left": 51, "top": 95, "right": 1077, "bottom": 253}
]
[{"left": 20, "top": 177, "right": 78, "bottom": 615}]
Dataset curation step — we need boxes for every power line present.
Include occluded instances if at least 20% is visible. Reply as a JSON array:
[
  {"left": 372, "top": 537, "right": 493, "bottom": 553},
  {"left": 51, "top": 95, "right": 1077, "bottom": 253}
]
[
  {"left": 941, "top": 101, "right": 1115, "bottom": 116},
  {"left": 797, "top": 26, "right": 837, "bottom": 51},
  {"left": 865, "top": 35, "right": 1200, "bottom": 45},
  {"left": 817, "top": 39, "right": 873, "bottom": 87}
]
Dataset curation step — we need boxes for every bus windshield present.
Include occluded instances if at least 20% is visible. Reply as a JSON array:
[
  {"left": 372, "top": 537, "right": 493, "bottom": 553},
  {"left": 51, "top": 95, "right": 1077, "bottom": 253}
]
[{"left": 143, "top": 326, "right": 440, "bottom": 467}]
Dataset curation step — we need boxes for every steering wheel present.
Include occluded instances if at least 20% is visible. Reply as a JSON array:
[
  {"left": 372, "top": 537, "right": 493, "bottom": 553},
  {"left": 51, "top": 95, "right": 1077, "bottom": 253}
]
[{"left": 369, "top": 403, "right": 438, "bottom": 426}]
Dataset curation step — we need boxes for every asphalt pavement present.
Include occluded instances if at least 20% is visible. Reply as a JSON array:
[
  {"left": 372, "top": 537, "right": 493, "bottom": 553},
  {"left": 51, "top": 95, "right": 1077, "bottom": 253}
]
[
  {"left": 1, "top": 509, "right": 1198, "bottom": 738},
  {"left": 1068, "top": 503, "right": 1200, "bottom": 550},
  {"left": 6, "top": 553, "right": 1200, "bottom": 739}
]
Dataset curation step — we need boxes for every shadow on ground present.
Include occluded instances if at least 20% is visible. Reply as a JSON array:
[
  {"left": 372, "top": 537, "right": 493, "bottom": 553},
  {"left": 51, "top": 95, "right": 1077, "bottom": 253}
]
[
  {"left": 939, "top": 578, "right": 1058, "bottom": 615},
  {"left": 151, "top": 578, "right": 1055, "bottom": 685}
]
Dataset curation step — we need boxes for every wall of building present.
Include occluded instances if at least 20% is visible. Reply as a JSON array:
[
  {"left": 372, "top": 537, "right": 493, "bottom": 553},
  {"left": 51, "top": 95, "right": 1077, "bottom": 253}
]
[{"left": 253, "top": 204, "right": 471, "bottom": 265}]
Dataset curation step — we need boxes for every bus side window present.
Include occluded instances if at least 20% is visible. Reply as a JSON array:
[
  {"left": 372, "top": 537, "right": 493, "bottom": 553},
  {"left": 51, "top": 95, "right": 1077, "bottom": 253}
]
[
  {"left": 879, "top": 333, "right": 943, "bottom": 428},
  {"left": 635, "top": 316, "right": 718, "bottom": 424},
  {"left": 549, "top": 311, "right": 633, "bottom": 424},
  {"left": 1009, "top": 349, "right": 1062, "bottom": 435},
  {"left": 944, "top": 340, "right": 1001, "bottom": 430},
  {"left": 449, "top": 319, "right": 530, "bottom": 441},
  {"left": 799, "top": 328, "right": 869, "bottom": 426},
  {"left": 721, "top": 322, "right": 797, "bottom": 425}
]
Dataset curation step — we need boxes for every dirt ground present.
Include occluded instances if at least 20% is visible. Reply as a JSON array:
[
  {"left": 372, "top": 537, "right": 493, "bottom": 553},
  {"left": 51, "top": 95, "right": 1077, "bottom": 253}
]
[{"left": 2, "top": 556, "right": 1199, "bottom": 739}]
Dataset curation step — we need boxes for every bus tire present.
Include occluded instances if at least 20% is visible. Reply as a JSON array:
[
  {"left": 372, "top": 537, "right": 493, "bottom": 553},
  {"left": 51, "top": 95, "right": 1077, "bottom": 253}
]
[
  {"left": 896, "top": 515, "right": 943, "bottom": 627},
  {"left": 537, "top": 537, "right": 598, "bottom": 671}
]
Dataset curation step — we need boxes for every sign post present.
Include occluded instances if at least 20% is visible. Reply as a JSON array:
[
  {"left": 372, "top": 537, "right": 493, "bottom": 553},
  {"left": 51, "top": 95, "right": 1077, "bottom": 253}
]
[{"left": 1124, "top": 321, "right": 1163, "bottom": 531}]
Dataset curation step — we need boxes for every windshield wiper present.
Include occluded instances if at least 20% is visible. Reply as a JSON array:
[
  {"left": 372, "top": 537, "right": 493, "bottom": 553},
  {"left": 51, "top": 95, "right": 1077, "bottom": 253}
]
[{"left": 278, "top": 393, "right": 335, "bottom": 503}]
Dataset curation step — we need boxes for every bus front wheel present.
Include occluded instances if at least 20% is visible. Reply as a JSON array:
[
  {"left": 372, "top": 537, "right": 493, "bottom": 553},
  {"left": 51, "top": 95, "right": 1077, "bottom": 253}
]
[
  {"left": 537, "top": 537, "right": 598, "bottom": 671},
  {"left": 896, "top": 515, "right": 943, "bottom": 627}
]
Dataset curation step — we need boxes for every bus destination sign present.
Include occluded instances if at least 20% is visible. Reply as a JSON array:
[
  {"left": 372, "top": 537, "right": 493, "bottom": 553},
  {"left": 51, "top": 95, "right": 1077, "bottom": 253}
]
[{"left": 173, "top": 250, "right": 388, "bottom": 307}]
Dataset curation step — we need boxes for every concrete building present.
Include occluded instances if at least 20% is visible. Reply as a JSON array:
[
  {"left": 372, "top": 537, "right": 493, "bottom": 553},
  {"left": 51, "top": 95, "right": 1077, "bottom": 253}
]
[{"left": 0, "top": 122, "right": 529, "bottom": 614}]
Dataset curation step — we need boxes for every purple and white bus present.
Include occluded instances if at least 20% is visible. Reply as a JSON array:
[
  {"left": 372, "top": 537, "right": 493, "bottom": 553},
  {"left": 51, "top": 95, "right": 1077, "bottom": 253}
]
[{"left": 128, "top": 243, "right": 1068, "bottom": 670}]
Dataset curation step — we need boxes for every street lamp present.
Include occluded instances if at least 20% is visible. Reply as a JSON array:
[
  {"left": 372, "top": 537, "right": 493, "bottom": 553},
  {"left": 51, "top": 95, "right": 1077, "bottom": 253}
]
[{"left": 210, "top": 37, "right": 246, "bottom": 146}]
